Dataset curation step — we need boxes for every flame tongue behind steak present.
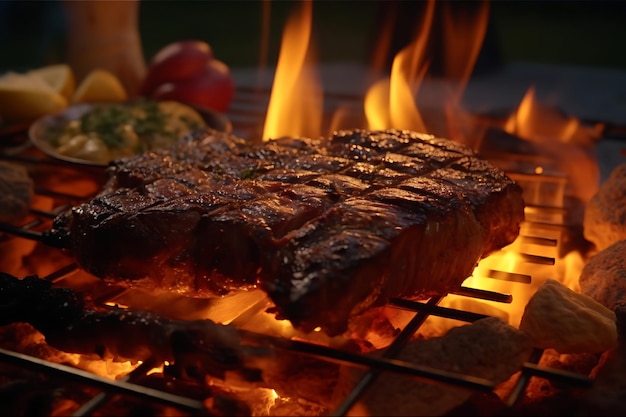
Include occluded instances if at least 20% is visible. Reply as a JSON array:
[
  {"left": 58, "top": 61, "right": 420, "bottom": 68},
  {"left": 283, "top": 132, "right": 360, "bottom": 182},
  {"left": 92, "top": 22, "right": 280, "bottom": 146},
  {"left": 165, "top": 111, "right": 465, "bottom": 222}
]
[{"left": 50, "top": 128, "right": 525, "bottom": 336}]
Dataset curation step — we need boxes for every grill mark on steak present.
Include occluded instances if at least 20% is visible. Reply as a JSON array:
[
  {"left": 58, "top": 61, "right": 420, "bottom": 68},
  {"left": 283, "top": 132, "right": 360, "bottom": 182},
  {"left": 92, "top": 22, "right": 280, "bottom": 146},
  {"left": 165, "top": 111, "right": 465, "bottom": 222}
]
[{"left": 50, "top": 128, "right": 525, "bottom": 336}]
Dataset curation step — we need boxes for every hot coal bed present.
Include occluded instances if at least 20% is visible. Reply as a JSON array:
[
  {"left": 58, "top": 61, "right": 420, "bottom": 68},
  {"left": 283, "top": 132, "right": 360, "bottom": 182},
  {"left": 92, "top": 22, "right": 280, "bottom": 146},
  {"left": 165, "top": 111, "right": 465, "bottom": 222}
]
[{"left": 0, "top": 78, "right": 624, "bottom": 416}]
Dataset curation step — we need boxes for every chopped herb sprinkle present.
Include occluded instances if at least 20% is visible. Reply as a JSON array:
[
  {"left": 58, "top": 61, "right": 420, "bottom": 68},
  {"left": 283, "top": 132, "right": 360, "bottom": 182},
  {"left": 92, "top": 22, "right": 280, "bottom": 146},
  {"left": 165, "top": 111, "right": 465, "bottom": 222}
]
[{"left": 49, "top": 100, "right": 207, "bottom": 164}]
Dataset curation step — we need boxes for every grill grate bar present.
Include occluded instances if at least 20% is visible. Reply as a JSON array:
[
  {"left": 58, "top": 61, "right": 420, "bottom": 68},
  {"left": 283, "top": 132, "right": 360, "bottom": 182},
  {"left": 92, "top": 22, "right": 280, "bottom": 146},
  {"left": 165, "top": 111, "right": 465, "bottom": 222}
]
[
  {"left": 43, "top": 263, "right": 79, "bottom": 283},
  {"left": 39, "top": 264, "right": 134, "bottom": 304},
  {"left": 504, "top": 348, "right": 544, "bottom": 407},
  {"left": 329, "top": 297, "right": 480, "bottom": 417},
  {"left": 451, "top": 286, "right": 513, "bottom": 302},
  {"left": 0, "top": 348, "right": 206, "bottom": 413},
  {"left": 522, "top": 361, "right": 593, "bottom": 387},
  {"left": 502, "top": 348, "right": 593, "bottom": 408},
  {"left": 519, "top": 253, "right": 556, "bottom": 265},
  {"left": 29, "top": 207, "right": 63, "bottom": 219},
  {"left": 387, "top": 293, "right": 595, "bottom": 411},
  {"left": 519, "top": 235, "right": 558, "bottom": 246},
  {"left": 241, "top": 330, "right": 496, "bottom": 392},
  {"left": 484, "top": 269, "right": 532, "bottom": 284},
  {"left": 390, "top": 298, "right": 490, "bottom": 323},
  {"left": 0, "top": 222, "right": 45, "bottom": 242},
  {"left": 71, "top": 359, "right": 159, "bottom": 416}
]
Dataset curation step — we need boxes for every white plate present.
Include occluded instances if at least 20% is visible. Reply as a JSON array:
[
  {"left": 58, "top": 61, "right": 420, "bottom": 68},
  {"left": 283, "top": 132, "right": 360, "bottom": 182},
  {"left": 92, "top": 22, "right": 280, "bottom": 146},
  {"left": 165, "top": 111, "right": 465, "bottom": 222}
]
[{"left": 29, "top": 101, "right": 232, "bottom": 167}]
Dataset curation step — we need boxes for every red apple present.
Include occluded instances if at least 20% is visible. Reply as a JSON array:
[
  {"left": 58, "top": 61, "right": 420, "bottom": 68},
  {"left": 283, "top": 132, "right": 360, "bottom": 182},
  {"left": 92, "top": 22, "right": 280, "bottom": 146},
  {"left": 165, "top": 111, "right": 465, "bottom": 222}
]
[
  {"left": 150, "top": 59, "right": 235, "bottom": 113},
  {"left": 139, "top": 40, "right": 213, "bottom": 96}
]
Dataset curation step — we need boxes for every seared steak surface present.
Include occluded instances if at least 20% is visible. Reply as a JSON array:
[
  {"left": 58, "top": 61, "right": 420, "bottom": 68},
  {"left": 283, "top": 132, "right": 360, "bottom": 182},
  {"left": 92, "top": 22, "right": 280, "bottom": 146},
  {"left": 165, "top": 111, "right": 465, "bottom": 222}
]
[{"left": 52, "top": 128, "right": 525, "bottom": 335}]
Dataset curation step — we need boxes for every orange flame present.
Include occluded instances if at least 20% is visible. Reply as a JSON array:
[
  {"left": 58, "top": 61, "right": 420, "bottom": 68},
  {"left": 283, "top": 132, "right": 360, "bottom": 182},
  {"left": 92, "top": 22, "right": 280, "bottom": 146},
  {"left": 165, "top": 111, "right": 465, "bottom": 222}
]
[
  {"left": 439, "top": 1, "right": 490, "bottom": 102},
  {"left": 364, "top": 0, "right": 489, "bottom": 138},
  {"left": 364, "top": 0, "right": 434, "bottom": 132},
  {"left": 263, "top": 0, "right": 490, "bottom": 142},
  {"left": 262, "top": 0, "right": 322, "bottom": 140},
  {"left": 505, "top": 85, "right": 602, "bottom": 203},
  {"left": 505, "top": 86, "right": 588, "bottom": 144}
]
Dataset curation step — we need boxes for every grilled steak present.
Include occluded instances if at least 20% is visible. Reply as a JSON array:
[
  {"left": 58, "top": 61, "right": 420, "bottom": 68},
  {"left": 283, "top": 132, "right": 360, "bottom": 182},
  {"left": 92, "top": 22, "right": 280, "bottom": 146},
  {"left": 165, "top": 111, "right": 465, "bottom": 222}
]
[{"left": 50, "top": 128, "right": 525, "bottom": 335}]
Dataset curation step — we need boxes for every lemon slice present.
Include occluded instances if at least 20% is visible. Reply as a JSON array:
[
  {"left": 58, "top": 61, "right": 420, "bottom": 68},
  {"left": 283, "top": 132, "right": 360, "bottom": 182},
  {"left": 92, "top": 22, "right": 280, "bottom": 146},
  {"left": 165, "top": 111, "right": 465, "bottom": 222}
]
[
  {"left": 28, "top": 64, "right": 76, "bottom": 101},
  {"left": 0, "top": 72, "right": 68, "bottom": 125},
  {"left": 72, "top": 69, "right": 128, "bottom": 104}
]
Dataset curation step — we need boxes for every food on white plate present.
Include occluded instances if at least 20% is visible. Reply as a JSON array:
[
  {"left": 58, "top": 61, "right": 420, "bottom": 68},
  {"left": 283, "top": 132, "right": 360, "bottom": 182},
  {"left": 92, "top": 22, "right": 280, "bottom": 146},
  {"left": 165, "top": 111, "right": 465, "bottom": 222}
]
[
  {"left": 0, "top": 161, "right": 34, "bottom": 224},
  {"left": 519, "top": 278, "right": 617, "bottom": 354},
  {"left": 579, "top": 239, "right": 626, "bottom": 313},
  {"left": 48, "top": 128, "right": 525, "bottom": 336},
  {"left": 331, "top": 317, "right": 532, "bottom": 416},
  {"left": 43, "top": 100, "right": 207, "bottom": 164},
  {"left": 140, "top": 39, "right": 235, "bottom": 112},
  {"left": 583, "top": 162, "right": 626, "bottom": 251}
]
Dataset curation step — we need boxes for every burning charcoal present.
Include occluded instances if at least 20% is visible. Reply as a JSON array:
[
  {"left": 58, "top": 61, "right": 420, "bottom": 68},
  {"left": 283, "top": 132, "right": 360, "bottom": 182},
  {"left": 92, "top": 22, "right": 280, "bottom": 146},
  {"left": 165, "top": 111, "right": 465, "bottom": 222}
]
[
  {"left": 579, "top": 239, "right": 626, "bottom": 313},
  {"left": 445, "top": 391, "right": 508, "bottom": 416},
  {"left": 0, "top": 376, "right": 89, "bottom": 416},
  {"left": 578, "top": 317, "right": 626, "bottom": 416},
  {"left": 583, "top": 162, "right": 626, "bottom": 252},
  {"left": 331, "top": 317, "right": 532, "bottom": 416},
  {"left": 615, "top": 304, "right": 626, "bottom": 336},
  {"left": 520, "top": 278, "right": 617, "bottom": 354},
  {"left": 133, "top": 373, "right": 253, "bottom": 416}
]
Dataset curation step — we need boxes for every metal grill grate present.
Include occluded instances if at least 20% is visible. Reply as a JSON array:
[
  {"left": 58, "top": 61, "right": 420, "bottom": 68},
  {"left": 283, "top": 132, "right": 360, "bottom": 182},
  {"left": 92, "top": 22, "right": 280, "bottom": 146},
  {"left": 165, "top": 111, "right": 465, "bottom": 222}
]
[{"left": 0, "top": 90, "right": 597, "bottom": 416}]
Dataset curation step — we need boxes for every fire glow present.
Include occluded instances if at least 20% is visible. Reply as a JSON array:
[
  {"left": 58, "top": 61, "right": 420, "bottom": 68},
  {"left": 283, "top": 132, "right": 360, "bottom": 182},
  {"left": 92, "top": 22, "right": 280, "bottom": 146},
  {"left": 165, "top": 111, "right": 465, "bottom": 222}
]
[
  {"left": 0, "top": 1, "right": 609, "bottom": 415},
  {"left": 9, "top": 0, "right": 599, "bottom": 372}
]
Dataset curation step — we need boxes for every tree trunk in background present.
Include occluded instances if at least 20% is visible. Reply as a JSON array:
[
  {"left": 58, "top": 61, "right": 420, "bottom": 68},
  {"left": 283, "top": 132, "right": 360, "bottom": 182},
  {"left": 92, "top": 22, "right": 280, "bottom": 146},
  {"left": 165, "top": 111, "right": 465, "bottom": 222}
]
[{"left": 63, "top": 0, "right": 146, "bottom": 97}]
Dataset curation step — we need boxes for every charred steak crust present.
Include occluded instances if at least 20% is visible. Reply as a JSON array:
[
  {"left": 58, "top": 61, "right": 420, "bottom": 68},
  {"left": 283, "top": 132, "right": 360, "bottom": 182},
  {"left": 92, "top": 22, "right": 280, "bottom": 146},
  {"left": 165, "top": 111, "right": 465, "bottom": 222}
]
[{"left": 51, "top": 128, "right": 525, "bottom": 335}]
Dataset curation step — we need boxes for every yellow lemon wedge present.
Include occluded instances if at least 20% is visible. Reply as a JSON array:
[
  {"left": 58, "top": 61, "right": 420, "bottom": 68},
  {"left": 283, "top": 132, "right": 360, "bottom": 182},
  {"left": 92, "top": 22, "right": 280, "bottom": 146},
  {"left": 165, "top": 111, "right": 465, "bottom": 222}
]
[
  {"left": 28, "top": 64, "right": 76, "bottom": 101},
  {"left": 72, "top": 69, "right": 128, "bottom": 104},
  {"left": 0, "top": 72, "right": 68, "bottom": 125}
]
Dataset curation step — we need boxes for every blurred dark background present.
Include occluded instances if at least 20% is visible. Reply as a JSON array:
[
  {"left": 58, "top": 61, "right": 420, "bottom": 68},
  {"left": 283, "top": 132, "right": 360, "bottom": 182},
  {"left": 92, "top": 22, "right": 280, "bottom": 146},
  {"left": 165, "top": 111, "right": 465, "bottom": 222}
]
[{"left": 1, "top": 0, "right": 625, "bottom": 74}]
